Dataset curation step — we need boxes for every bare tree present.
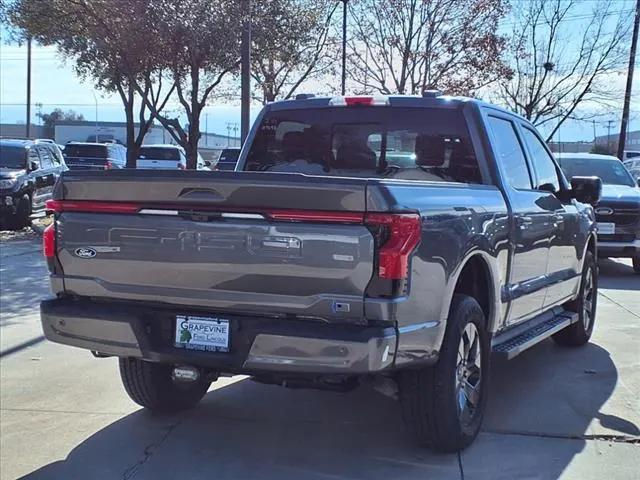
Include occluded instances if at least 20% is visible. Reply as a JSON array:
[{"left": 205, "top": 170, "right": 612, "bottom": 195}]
[
  {"left": 138, "top": 0, "right": 242, "bottom": 168},
  {"left": 10, "top": 0, "right": 175, "bottom": 167},
  {"left": 251, "top": 0, "right": 339, "bottom": 104},
  {"left": 498, "top": 0, "right": 631, "bottom": 142},
  {"left": 347, "top": 0, "right": 511, "bottom": 96}
]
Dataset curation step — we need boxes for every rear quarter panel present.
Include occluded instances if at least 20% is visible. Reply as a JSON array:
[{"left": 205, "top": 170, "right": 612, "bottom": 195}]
[{"left": 367, "top": 181, "right": 510, "bottom": 365}]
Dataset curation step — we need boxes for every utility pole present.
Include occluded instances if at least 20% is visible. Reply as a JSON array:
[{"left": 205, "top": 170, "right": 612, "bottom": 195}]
[
  {"left": 592, "top": 120, "right": 596, "bottom": 149},
  {"left": 205, "top": 113, "right": 209, "bottom": 147},
  {"left": 607, "top": 120, "right": 613, "bottom": 152},
  {"left": 341, "top": 0, "right": 347, "bottom": 95},
  {"left": 240, "top": 0, "right": 251, "bottom": 145},
  {"left": 617, "top": 0, "right": 639, "bottom": 160},
  {"left": 26, "top": 37, "right": 32, "bottom": 138}
]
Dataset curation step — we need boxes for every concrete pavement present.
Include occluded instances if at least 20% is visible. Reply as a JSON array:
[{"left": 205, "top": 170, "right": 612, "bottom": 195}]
[{"left": 1, "top": 235, "right": 638, "bottom": 479}]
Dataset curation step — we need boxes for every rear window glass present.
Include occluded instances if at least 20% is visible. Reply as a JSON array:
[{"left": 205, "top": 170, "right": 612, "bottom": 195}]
[
  {"left": 64, "top": 145, "right": 108, "bottom": 158},
  {"left": 138, "top": 147, "right": 180, "bottom": 161},
  {"left": 244, "top": 107, "right": 481, "bottom": 183}
]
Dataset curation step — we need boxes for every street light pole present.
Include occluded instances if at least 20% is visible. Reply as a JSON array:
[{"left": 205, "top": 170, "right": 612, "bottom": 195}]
[
  {"left": 91, "top": 91, "right": 98, "bottom": 141},
  {"left": 240, "top": 0, "right": 251, "bottom": 145},
  {"left": 341, "top": 0, "right": 347, "bottom": 95},
  {"left": 617, "top": 0, "right": 639, "bottom": 160},
  {"left": 26, "top": 37, "right": 32, "bottom": 138}
]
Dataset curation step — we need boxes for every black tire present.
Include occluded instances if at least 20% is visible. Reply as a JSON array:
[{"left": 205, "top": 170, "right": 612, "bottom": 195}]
[
  {"left": 399, "top": 294, "right": 490, "bottom": 452},
  {"left": 553, "top": 250, "right": 597, "bottom": 347},
  {"left": 119, "top": 358, "right": 211, "bottom": 412},
  {"left": 633, "top": 256, "right": 640, "bottom": 274},
  {"left": 12, "top": 194, "right": 32, "bottom": 230}
]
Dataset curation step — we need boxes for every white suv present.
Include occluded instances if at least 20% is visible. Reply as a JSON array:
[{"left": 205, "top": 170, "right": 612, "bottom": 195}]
[{"left": 136, "top": 145, "right": 209, "bottom": 170}]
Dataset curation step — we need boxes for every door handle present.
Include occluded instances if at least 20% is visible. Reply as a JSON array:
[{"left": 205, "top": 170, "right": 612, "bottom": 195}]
[{"left": 516, "top": 216, "right": 533, "bottom": 228}]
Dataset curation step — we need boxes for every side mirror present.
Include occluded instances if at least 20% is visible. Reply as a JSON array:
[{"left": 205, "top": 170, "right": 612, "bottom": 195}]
[
  {"left": 538, "top": 183, "right": 557, "bottom": 194},
  {"left": 571, "top": 176, "right": 602, "bottom": 205},
  {"left": 29, "top": 160, "right": 39, "bottom": 171}
]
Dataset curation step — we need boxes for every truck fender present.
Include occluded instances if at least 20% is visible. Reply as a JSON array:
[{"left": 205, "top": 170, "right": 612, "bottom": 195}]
[{"left": 438, "top": 249, "right": 502, "bottom": 335}]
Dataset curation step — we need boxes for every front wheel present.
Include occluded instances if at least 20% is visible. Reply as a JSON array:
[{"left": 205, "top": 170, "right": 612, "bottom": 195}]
[
  {"left": 119, "top": 358, "right": 211, "bottom": 412},
  {"left": 399, "top": 294, "right": 489, "bottom": 452},
  {"left": 6, "top": 194, "right": 31, "bottom": 230},
  {"left": 553, "top": 250, "right": 597, "bottom": 346}
]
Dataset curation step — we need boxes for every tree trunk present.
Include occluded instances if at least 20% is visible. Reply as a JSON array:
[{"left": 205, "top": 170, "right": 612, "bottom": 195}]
[
  {"left": 185, "top": 69, "right": 201, "bottom": 170},
  {"left": 123, "top": 86, "right": 138, "bottom": 168}
]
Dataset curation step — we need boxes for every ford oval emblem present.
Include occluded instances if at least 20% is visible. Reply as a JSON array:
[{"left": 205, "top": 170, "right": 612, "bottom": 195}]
[
  {"left": 74, "top": 247, "right": 97, "bottom": 258},
  {"left": 595, "top": 207, "right": 614, "bottom": 215}
]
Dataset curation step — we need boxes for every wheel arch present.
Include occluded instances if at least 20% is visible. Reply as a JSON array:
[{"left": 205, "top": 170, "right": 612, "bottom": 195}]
[{"left": 440, "top": 251, "right": 500, "bottom": 334}]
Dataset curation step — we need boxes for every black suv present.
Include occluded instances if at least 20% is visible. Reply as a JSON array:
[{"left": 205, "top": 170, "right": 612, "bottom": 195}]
[
  {"left": 558, "top": 153, "right": 640, "bottom": 273},
  {"left": 0, "top": 139, "right": 67, "bottom": 229},
  {"left": 63, "top": 142, "right": 127, "bottom": 170}
]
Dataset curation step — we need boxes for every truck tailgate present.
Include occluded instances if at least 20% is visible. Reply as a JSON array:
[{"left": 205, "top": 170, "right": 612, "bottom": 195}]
[{"left": 51, "top": 171, "right": 374, "bottom": 323}]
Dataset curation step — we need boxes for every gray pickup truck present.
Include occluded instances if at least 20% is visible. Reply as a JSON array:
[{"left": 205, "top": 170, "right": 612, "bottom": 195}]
[{"left": 40, "top": 93, "right": 602, "bottom": 452}]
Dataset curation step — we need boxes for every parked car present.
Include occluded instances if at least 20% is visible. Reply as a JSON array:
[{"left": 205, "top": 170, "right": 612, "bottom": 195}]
[
  {"left": 0, "top": 138, "right": 67, "bottom": 229},
  {"left": 556, "top": 153, "right": 639, "bottom": 273},
  {"left": 215, "top": 147, "right": 241, "bottom": 171},
  {"left": 136, "top": 144, "right": 209, "bottom": 170},
  {"left": 623, "top": 158, "right": 640, "bottom": 182},
  {"left": 63, "top": 142, "right": 126, "bottom": 170},
  {"left": 623, "top": 150, "right": 640, "bottom": 162},
  {"left": 41, "top": 93, "right": 602, "bottom": 452}
]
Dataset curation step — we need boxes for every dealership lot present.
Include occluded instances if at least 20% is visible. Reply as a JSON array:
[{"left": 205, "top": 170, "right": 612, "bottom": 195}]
[{"left": 1, "top": 233, "right": 638, "bottom": 480}]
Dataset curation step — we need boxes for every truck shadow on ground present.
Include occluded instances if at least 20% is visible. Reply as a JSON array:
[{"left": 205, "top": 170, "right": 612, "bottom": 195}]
[
  {"left": 598, "top": 258, "right": 639, "bottom": 291},
  {"left": 0, "top": 237, "right": 49, "bottom": 326},
  {"left": 21, "top": 341, "right": 634, "bottom": 480}
]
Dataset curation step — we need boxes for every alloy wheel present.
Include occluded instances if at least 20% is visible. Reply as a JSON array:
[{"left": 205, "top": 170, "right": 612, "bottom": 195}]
[{"left": 455, "top": 323, "right": 482, "bottom": 426}]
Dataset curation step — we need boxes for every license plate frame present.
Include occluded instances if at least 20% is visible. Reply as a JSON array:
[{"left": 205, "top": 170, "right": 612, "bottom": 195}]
[
  {"left": 174, "top": 315, "right": 230, "bottom": 352},
  {"left": 597, "top": 222, "right": 615, "bottom": 235}
]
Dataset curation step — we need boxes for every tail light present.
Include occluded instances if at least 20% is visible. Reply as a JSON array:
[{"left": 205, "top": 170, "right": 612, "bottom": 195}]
[
  {"left": 104, "top": 160, "right": 113, "bottom": 170},
  {"left": 365, "top": 213, "right": 421, "bottom": 279},
  {"left": 329, "top": 96, "right": 390, "bottom": 106},
  {"left": 43, "top": 223, "right": 56, "bottom": 258}
]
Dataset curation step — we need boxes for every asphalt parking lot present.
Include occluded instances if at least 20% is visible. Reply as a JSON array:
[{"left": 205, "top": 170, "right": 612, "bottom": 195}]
[{"left": 1, "top": 231, "right": 638, "bottom": 480}]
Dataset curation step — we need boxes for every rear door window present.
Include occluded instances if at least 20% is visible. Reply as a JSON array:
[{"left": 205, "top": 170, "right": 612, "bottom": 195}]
[
  {"left": 38, "top": 146, "right": 54, "bottom": 169},
  {"left": 245, "top": 107, "right": 482, "bottom": 184},
  {"left": 487, "top": 116, "right": 532, "bottom": 190}
]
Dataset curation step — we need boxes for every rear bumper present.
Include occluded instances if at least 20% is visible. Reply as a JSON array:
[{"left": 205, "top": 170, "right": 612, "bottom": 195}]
[
  {"left": 40, "top": 297, "right": 398, "bottom": 374},
  {"left": 598, "top": 239, "right": 640, "bottom": 257}
]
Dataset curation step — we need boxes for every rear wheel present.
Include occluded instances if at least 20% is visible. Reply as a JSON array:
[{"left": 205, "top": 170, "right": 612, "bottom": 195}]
[
  {"left": 399, "top": 294, "right": 489, "bottom": 452},
  {"left": 553, "top": 251, "right": 597, "bottom": 346},
  {"left": 119, "top": 358, "right": 211, "bottom": 412}
]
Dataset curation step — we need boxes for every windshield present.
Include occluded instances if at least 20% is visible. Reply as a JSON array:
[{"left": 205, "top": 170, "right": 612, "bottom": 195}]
[
  {"left": 0, "top": 145, "right": 27, "bottom": 169},
  {"left": 64, "top": 145, "right": 107, "bottom": 159},
  {"left": 558, "top": 158, "right": 635, "bottom": 187},
  {"left": 138, "top": 147, "right": 180, "bottom": 160},
  {"left": 244, "top": 107, "right": 481, "bottom": 183}
]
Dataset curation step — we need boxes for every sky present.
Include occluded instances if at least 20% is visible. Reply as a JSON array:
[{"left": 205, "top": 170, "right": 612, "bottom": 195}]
[{"left": 0, "top": 0, "right": 638, "bottom": 141}]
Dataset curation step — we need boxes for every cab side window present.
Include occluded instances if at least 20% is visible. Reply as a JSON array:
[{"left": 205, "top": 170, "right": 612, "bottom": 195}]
[
  {"left": 521, "top": 127, "right": 561, "bottom": 192},
  {"left": 27, "top": 147, "right": 40, "bottom": 170},
  {"left": 487, "top": 116, "right": 532, "bottom": 190}
]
